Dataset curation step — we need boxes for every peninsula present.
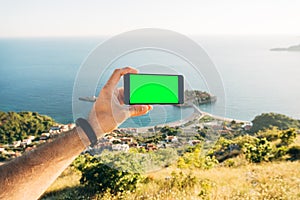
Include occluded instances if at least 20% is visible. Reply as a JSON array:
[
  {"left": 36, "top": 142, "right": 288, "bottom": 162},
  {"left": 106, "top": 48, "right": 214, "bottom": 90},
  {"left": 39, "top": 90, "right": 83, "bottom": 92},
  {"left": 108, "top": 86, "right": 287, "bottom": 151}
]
[
  {"left": 175, "top": 90, "right": 216, "bottom": 107},
  {"left": 270, "top": 44, "right": 300, "bottom": 51}
]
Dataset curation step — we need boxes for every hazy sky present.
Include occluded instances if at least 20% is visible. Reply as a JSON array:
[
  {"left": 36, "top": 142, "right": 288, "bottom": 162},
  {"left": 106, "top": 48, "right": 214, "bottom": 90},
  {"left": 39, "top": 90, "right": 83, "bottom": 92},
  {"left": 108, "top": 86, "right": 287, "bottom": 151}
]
[{"left": 1, "top": 0, "right": 300, "bottom": 37}]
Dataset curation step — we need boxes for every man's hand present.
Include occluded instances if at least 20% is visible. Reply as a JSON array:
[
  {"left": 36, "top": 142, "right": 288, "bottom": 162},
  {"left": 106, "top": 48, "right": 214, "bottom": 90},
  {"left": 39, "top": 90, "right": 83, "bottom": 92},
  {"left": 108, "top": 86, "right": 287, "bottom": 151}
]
[
  {"left": 88, "top": 66, "right": 152, "bottom": 136},
  {"left": 0, "top": 66, "right": 153, "bottom": 200}
]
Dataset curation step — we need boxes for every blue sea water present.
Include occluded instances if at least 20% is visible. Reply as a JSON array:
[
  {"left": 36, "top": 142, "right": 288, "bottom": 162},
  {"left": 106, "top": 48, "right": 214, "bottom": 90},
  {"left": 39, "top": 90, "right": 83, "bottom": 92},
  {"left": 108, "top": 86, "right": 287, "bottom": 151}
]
[{"left": 0, "top": 36, "right": 299, "bottom": 126}]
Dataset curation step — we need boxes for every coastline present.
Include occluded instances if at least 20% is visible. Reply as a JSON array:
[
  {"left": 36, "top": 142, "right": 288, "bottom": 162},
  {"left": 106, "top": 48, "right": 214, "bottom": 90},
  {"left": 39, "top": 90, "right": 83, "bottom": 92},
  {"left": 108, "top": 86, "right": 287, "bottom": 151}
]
[
  {"left": 194, "top": 107, "right": 250, "bottom": 124},
  {"left": 134, "top": 105, "right": 250, "bottom": 133},
  {"left": 136, "top": 111, "right": 202, "bottom": 133}
]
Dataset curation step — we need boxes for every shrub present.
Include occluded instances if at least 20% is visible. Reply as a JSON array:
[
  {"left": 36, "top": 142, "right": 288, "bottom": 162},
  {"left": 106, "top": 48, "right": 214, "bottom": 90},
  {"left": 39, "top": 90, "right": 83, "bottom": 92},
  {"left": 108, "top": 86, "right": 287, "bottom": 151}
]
[
  {"left": 166, "top": 171, "right": 198, "bottom": 190},
  {"left": 272, "top": 146, "right": 288, "bottom": 160},
  {"left": 74, "top": 148, "right": 179, "bottom": 196},
  {"left": 198, "top": 179, "right": 214, "bottom": 200},
  {"left": 208, "top": 137, "right": 246, "bottom": 162},
  {"left": 256, "top": 127, "right": 280, "bottom": 141},
  {"left": 223, "top": 158, "right": 236, "bottom": 167},
  {"left": 243, "top": 138, "right": 273, "bottom": 163},
  {"left": 177, "top": 146, "right": 218, "bottom": 169},
  {"left": 287, "top": 146, "right": 300, "bottom": 161},
  {"left": 278, "top": 128, "right": 297, "bottom": 146},
  {"left": 80, "top": 162, "right": 142, "bottom": 195},
  {"left": 77, "top": 155, "right": 143, "bottom": 195}
]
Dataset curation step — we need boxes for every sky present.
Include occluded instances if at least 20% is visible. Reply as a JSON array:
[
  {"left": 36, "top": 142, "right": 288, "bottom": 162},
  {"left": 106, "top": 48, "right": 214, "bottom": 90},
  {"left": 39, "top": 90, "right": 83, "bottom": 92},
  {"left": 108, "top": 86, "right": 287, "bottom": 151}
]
[{"left": 1, "top": 0, "right": 300, "bottom": 37}]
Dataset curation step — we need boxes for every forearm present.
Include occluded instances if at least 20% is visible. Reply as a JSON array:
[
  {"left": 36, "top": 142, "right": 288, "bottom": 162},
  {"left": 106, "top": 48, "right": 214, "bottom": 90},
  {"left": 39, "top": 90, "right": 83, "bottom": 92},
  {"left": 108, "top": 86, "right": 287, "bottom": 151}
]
[
  {"left": 0, "top": 67, "right": 149, "bottom": 200},
  {"left": 0, "top": 127, "right": 88, "bottom": 200}
]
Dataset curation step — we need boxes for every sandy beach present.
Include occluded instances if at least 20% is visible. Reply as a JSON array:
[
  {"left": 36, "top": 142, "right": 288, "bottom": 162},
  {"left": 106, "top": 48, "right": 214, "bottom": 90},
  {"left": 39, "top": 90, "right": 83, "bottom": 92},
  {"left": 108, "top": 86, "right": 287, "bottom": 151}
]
[
  {"left": 134, "top": 105, "right": 250, "bottom": 133},
  {"left": 136, "top": 111, "right": 202, "bottom": 132}
]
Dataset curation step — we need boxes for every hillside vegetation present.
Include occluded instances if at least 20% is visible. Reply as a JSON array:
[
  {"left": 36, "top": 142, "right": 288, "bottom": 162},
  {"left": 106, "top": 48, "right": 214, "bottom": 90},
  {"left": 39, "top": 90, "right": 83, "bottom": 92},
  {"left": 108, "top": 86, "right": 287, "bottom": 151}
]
[
  {"left": 0, "top": 111, "right": 56, "bottom": 144},
  {"left": 41, "top": 113, "right": 300, "bottom": 200},
  {"left": 250, "top": 112, "right": 300, "bottom": 133}
]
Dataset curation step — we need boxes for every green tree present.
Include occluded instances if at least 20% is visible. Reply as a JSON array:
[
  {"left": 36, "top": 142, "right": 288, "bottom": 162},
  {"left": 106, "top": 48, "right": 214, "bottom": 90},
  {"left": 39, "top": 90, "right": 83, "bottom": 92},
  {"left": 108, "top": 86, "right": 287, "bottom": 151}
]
[{"left": 160, "top": 126, "right": 182, "bottom": 136}]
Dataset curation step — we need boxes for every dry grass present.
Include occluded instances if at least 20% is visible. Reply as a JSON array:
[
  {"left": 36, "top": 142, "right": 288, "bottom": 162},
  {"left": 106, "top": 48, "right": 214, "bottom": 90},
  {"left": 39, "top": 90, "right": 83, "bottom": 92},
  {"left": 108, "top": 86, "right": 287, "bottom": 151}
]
[
  {"left": 197, "top": 161, "right": 300, "bottom": 199},
  {"left": 294, "top": 134, "right": 300, "bottom": 145},
  {"left": 42, "top": 160, "right": 300, "bottom": 200},
  {"left": 41, "top": 136, "right": 300, "bottom": 199},
  {"left": 42, "top": 166, "right": 81, "bottom": 198},
  {"left": 130, "top": 160, "right": 300, "bottom": 200}
]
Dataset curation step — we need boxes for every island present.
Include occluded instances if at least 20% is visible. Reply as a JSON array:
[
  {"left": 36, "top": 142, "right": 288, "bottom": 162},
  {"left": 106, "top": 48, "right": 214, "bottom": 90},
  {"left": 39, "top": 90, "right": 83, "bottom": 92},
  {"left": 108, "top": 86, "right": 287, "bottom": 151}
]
[
  {"left": 270, "top": 44, "right": 300, "bottom": 51},
  {"left": 175, "top": 90, "right": 216, "bottom": 107}
]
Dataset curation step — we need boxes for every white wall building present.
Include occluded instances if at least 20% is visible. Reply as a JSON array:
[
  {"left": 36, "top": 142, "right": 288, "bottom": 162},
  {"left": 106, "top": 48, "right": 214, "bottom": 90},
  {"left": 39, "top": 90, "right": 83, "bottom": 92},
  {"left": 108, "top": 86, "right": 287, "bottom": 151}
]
[{"left": 112, "top": 144, "right": 129, "bottom": 152}]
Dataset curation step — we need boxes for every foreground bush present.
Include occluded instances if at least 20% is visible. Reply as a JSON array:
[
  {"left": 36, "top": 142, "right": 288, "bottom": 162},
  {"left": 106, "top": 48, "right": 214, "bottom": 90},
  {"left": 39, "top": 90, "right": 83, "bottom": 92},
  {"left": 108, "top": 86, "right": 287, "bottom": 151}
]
[
  {"left": 243, "top": 138, "right": 273, "bottom": 163},
  {"left": 73, "top": 148, "right": 178, "bottom": 196},
  {"left": 177, "top": 145, "right": 218, "bottom": 169},
  {"left": 287, "top": 146, "right": 300, "bottom": 161},
  {"left": 80, "top": 162, "right": 142, "bottom": 195},
  {"left": 73, "top": 153, "right": 143, "bottom": 196}
]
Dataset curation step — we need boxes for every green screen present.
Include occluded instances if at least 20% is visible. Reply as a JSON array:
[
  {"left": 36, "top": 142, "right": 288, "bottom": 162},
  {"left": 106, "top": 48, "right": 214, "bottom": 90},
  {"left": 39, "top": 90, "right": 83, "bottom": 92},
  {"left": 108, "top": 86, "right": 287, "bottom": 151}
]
[{"left": 130, "top": 74, "right": 179, "bottom": 104}]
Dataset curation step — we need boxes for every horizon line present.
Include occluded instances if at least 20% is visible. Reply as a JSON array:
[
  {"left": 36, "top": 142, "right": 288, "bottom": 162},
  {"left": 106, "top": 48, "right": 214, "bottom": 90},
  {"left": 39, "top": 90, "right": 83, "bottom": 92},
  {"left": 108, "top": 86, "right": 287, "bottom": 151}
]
[{"left": 0, "top": 33, "right": 300, "bottom": 39}]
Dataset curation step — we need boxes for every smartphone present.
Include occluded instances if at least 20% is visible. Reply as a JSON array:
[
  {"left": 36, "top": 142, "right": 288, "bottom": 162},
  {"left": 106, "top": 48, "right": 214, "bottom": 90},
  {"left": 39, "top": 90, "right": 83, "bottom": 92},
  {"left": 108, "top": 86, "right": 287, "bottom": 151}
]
[{"left": 124, "top": 73, "right": 184, "bottom": 105}]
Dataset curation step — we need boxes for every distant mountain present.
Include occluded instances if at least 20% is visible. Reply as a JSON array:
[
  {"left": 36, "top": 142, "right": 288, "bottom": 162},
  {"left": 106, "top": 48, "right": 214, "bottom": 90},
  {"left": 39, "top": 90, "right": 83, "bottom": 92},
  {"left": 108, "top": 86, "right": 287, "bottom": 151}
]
[{"left": 270, "top": 44, "right": 300, "bottom": 51}]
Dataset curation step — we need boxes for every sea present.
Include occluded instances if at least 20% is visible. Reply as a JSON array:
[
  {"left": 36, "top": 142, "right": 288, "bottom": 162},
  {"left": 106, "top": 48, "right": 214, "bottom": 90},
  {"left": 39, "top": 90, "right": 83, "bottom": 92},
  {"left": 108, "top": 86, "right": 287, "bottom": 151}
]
[{"left": 0, "top": 35, "right": 299, "bottom": 128}]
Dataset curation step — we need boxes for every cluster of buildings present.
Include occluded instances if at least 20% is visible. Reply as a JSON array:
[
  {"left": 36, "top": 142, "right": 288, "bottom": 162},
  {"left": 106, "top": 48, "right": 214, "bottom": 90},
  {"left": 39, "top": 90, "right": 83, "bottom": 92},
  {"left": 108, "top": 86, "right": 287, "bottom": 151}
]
[
  {"left": 88, "top": 132, "right": 165, "bottom": 154},
  {"left": 196, "top": 120, "right": 252, "bottom": 135},
  {"left": 0, "top": 124, "right": 76, "bottom": 160},
  {"left": 1, "top": 118, "right": 254, "bottom": 160},
  {"left": 87, "top": 129, "right": 203, "bottom": 155},
  {"left": 86, "top": 118, "right": 254, "bottom": 155}
]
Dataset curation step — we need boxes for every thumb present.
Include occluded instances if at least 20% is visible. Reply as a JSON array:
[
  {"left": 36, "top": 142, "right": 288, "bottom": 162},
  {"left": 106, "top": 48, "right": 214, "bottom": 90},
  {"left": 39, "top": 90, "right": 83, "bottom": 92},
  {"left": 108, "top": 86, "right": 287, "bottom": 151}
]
[{"left": 129, "top": 105, "right": 152, "bottom": 117}]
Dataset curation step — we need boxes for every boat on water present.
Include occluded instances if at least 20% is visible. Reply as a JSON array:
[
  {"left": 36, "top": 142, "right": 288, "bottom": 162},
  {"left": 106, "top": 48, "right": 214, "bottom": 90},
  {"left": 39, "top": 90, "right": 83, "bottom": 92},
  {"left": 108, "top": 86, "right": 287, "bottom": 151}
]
[{"left": 78, "top": 96, "right": 97, "bottom": 102}]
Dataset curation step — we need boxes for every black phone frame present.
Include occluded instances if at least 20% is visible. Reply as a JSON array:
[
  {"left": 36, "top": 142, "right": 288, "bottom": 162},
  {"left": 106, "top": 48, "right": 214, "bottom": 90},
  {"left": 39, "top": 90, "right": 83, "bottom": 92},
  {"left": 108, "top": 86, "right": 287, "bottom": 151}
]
[{"left": 124, "top": 73, "right": 184, "bottom": 105}]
